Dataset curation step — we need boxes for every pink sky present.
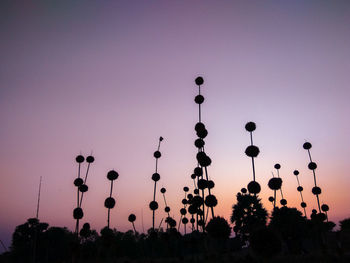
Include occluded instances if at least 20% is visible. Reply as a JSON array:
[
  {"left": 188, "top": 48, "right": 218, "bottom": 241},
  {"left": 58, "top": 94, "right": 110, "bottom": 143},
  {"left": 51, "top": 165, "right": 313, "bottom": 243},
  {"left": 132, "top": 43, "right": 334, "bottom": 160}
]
[{"left": 1, "top": 0, "right": 350, "bottom": 252}]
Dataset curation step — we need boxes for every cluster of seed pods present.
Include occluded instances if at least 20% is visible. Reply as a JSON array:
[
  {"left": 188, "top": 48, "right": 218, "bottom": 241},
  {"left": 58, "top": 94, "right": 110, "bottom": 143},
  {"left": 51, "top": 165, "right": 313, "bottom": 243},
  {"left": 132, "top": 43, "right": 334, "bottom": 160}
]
[
  {"left": 160, "top": 187, "right": 173, "bottom": 230},
  {"left": 178, "top": 187, "right": 190, "bottom": 233},
  {"left": 244, "top": 122, "right": 261, "bottom": 195},
  {"left": 104, "top": 170, "right": 119, "bottom": 228},
  {"left": 149, "top": 137, "right": 163, "bottom": 231},
  {"left": 73, "top": 154, "right": 94, "bottom": 234},
  {"left": 303, "top": 142, "right": 329, "bottom": 221},
  {"left": 274, "top": 164, "right": 287, "bottom": 206},
  {"left": 190, "top": 76, "right": 217, "bottom": 231},
  {"left": 268, "top": 170, "right": 282, "bottom": 209},
  {"left": 293, "top": 170, "right": 307, "bottom": 217}
]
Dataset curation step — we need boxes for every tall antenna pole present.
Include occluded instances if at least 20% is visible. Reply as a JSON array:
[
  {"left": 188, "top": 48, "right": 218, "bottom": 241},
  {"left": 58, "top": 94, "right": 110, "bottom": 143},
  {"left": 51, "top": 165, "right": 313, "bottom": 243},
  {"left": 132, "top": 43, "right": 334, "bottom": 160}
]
[{"left": 36, "top": 176, "right": 42, "bottom": 219}]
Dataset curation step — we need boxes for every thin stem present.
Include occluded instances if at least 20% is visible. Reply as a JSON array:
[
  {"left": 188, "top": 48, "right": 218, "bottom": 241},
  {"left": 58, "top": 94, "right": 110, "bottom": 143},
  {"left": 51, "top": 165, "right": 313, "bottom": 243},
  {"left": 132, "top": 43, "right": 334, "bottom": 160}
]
[
  {"left": 316, "top": 194, "right": 321, "bottom": 213},
  {"left": 251, "top": 157, "right": 256, "bottom": 182},
  {"left": 132, "top": 222, "right": 137, "bottom": 234},
  {"left": 273, "top": 190, "right": 276, "bottom": 210},
  {"left": 107, "top": 208, "right": 110, "bottom": 229}
]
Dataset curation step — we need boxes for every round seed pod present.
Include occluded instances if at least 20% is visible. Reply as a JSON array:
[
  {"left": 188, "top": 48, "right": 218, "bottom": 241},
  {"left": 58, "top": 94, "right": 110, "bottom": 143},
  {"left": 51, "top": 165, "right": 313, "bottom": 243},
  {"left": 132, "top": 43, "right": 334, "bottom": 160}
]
[
  {"left": 194, "top": 95, "right": 204, "bottom": 104},
  {"left": 187, "top": 194, "right": 193, "bottom": 200},
  {"left": 182, "top": 217, "right": 189, "bottom": 224},
  {"left": 168, "top": 217, "right": 176, "bottom": 228},
  {"left": 75, "top": 155, "right": 84, "bottom": 163},
  {"left": 303, "top": 142, "right": 312, "bottom": 150},
  {"left": 280, "top": 199, "right": 287, "bottom": 206},
  {"left": 248, "top": 181, "right": 261, "bottom": 194},
  {"left": 195, "top": 122, "right": 205, "bottom": 132},
  {"left": 197, "top": 219, "right": 204, "bottom": 226},
  {"left": 149, "top": 201, "right": 158, "bottom": 210},
  {"left": 73, "top": 207, "right": 84, "bottom": 219},
  {"left": 79, "top": 184, "right": 88, "bottom": 193},
  {"left": 194, "top": 167, "right": 203, "bottom": 177},
  {"left": 312, "top": 186, "right": 321, "bottom": 195},
  {"left": 191, "top": 173, "right": 196, "bottom": 179},
  {"left": 245, "top": 145, "right": 260, "bottom": 158},
  {"left": 274, "top": 163, "right": 281, "bottom": 170},
  {"left": 318, "top": 213, "right": 327, "bottom": 222},
  {"left": 188, "top": 204, "right": 198, "bottom": 215},
  {"left": 297, "top": 186, "right": 304, "bottom": 192},
  {"left": 82, "top": 223, "right": 90, "bottom": 230},
  {"left": 128, "top": 214, "right": 136, "bottom": 222},
  {"left": 182, "top": 198, "right": 188, "bottom": 205},
  {"left": 301, "top": 202, "right": 307, "bottom": 208},
  {"left": 152, "top": 173, "right": 160, "bottom": 182},
  {"left": 321, "top": 204, "right": 329, "bottom": 212},
  {"left": 204, "top": 194, "right": 217, "bottom": 207},
  {"left": 245, "top": 122, "right": 256, "bottom": 132},
  {"left": 86, "top": 156, "right": 95, "bottom": 163},
  {"left": 190, "top": 218, "right": 195, "bottom": 224},
  {"left": 194, "top": 189, "right": 199, "bottom": 195},
  {"left": 165, "top": 206, "right": 170, "bottom": 213},
  {"left": 241, "top": 188, "right": 247, "bottom": 194},
  {"left": 107, "top": 170, "right": 119, "bottom": 181},
  {"left": 197, "top": 179, "right": 208, "bottom": 190},
  {"left": 104, "top": 197, "right": 116, "bottom": 209},
  {"left": 207, "top": 180, "right": 215, "bottom": 189},
  {"left": 183, "top": 186, "right": 189, "bottom": 192},
  {"left": 312, "top": 209, "right": 317, "bottom": 214},
  {"left": 196, "top": 129, "right": 208, "bottom": 139},
  {"left": 180, "top": 208, "right": 187, "bottom": 215},
  {"left": 268, "top": 177, "right": 282, "bottom": 190},
  {"left": 194, "top": 138, "right": 205, "bottom": 149},
  {"left": 153, "top": 151, "right": 161, "bottom": 158},
  {"left": 293, "top": 170, "right": 299, "bottom": 176},
  {"left": 159, "top": 136, "right": 163, "bottom": 141},
  {"left": 74, "top": 178, "right": 84, "bottom": 187},
  {"left": 192, "top": 196, "right": 203, "bottom": 207},
  {"left": 268, "top": 196, "right": 274, "bottom": 202},
  {"left": 160, "top": 187, "right": 166, "bottom": 193},
  {"left": 308, "top": 162, "right": 317, "bottom": 170},
  {"left": 195, "top": 76, "right": 204, "bottom": 85}
]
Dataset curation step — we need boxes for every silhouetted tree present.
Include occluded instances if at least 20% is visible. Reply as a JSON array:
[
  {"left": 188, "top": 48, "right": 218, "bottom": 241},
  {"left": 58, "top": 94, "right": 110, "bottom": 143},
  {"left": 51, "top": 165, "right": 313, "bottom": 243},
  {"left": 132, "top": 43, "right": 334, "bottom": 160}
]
[{"left": 205, "top": 216, "right": 231, "bottom": 239}]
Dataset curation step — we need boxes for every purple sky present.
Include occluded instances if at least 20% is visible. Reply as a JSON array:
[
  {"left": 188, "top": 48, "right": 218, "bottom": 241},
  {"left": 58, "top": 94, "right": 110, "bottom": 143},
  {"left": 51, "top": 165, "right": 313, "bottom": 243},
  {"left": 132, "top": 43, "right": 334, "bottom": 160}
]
[{"left": 1, "top": 0, "right": 350, "bottom": 252}]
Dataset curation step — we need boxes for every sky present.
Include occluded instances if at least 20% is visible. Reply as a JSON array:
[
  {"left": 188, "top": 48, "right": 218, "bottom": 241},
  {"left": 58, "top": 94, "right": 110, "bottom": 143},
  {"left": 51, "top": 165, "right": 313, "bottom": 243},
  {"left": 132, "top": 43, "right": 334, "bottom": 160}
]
[{"left": 1, "top": 0, "right": 350, "bottom": 253}]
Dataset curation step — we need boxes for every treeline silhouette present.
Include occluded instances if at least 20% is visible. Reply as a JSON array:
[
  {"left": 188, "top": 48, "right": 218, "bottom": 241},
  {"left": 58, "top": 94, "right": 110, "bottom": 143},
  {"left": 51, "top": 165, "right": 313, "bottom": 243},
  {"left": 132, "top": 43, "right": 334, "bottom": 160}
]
[{"left": 1, "top": 76, "right": 350, "bottom": 262}]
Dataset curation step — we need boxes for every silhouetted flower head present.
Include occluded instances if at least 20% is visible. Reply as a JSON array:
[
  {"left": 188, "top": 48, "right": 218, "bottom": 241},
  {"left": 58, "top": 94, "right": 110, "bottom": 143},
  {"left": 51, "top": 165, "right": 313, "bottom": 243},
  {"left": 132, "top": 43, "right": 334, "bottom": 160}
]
[
  {"left": 104, "top": 197, "right": 116, "bottom": 209},
  {"left": 293, "top": 170, "right": 299, "bottom": 176},
  {"left": 180, "top": 208, "right": 187, "bottom": 215},
  {"left": 182, "top": 198, "right": 188, "bottom": 205},
  {"left": 194, "top": 95, "right": 204, "bottom": 104},
  {"left": 308, "top": 162, "right": 317, "bottom": 170},
  {"left": 187, "top": 194, "right": 193, "bottom": 200},
  {"left": 107, "top": 170, "right": 119, "bottom": 181},
  {"left": 197, "top": 219, "right": 204, "bottom": 226},
  {"left": 159, "top": 136, "right": 163, "bottom": 141},
  {"left": 196, "top": 128, "right": 208, "bottom": 139},
  {"left": 191, "top": 173, "right": 196, "bottom": 179},
  {"left": 297, "top": 186, "right": 304, "bottom": 192},
  {"left": 268, "top": 196, "right": 274, "bottom": 202},
  {"left": 192, "top": 195, "right": 203, "bottom": 206},
  {"left": 128, "top": 214, "right": 136, "bottom": 222},
  {"left": 198, "top": 179, "right": 208, "bottom": 190},
  {"left": 268, "top": 177, "right": 282, "bottom": 190},
  {"left": 188, "top": 205, "right": 198, "bottom": 214},
  {"left": 153, "top": 151, "right": 161, "bottom": 158},
  {"left": 190, "top": 218, "right": 195, "bottom": 224},
  {"left": 165, "top": 206, "right": 170, "bottom": 213},
  {"left": 76, "top": 155, "right": 84, "bottom": 163},
  {"left": 245, "top": 122, "right": 256, "bottom": 132},
  {"left": 301, "top": 202, "right": 307, "bottom": 208},
  {"left": 149, "top": 201, "right": 158, "bottom": 211},
  {"left": 312, "top": 186, "right": 322, "bottom": 195},
  {"left": 82, "top": 223, "right": 90, "bottom": 230},
  {"left": 74, "top": 178, "right": 84, "bottom": 187},
  {"left": 73, "top": 207, "right": 84, "bottom": 219},
  {"left": 160, "top": 187, "right": 166, "bottom": 193},
  {"left": 79, "top": 184, "right": 88, "bottom": 193},
  {"left": 165, "top": 216, "right": 177, "bottom": 228},
  {"left": 241, "top": 188, "right": 247, "bottom": 194},
  {"left": 194, "top": 138, "right": 205, "bottom": 148},
  {"left": 86, "top": 156, "right": 95, "bottom": 163},
  {"left": 248, "top": 181, "right": 261, "bottom": 194},
  {"left": 183, "top": 186, "right": 189, "bottom": 192},
  {"left": 194, "top": 167, "right": 203, "bottom": 177},
  {"left": 194, "top": 189, "right": 199, "bottom": 195},
  {"left": 196, "top": 152, "right": 211, "bottom": 167},
  {"left": 321, "top": 204, "right": 329, "bottom": 212},
  {"left": 303, "top": 142, "right": 312, "bottom": 150},
  {"left": 245, "top": 145, "right": 260, "bottom": 158},
  {"left": 195, "top": 122, "right": 205, "bottom": 132},
  {"left": 274, "top": 163, "right": 281, "bottom": 170},
  {"left": 205, "top": 194, "right": 218, "bottom": 207},
  {"left": 182, "top": 217, "right": 189, "bottom": 224},
  {"left": 195, "top": 76, "right": 204, "bottom": 86},
  {"left": 152, "top": 173, "right": 160, "bottom": 182},
  {"left": 318, "top": 212, "right": 327, "bottom": 221},
  {"left": 280, "top": 199, "right": 287, "bottom": 206},
  {"left": 207, "top": 180, "right": 215, "bottom": 189}
]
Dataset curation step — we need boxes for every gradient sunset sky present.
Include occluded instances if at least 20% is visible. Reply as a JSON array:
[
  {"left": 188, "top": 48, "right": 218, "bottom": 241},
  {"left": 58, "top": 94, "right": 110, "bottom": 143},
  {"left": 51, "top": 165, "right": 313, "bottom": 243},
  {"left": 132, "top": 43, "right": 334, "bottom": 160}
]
[{"left": 1, "top": 0, "right": 350, "bottom": 252}]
